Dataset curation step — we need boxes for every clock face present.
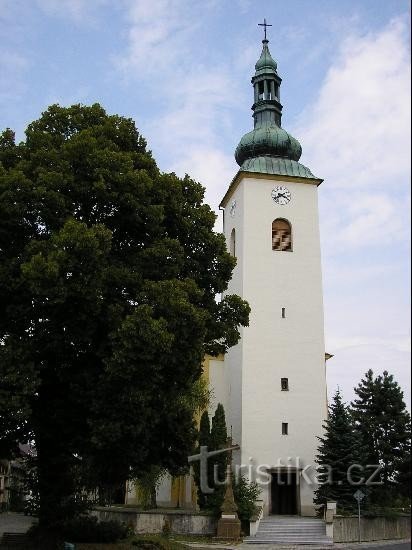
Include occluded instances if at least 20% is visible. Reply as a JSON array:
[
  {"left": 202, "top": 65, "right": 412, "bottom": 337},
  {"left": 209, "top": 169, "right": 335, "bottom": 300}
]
[
  {"left": 229, "top": 200, "right": 237, "bottom": 217},
  {"left": 271, "top": 186, "right": 291, "bottom": 205}
]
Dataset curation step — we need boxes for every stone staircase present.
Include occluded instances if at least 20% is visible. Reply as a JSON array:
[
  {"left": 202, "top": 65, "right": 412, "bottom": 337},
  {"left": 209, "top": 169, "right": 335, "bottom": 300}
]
[{"left": 244, "top": 515, "right": 333, "bottom": 546}]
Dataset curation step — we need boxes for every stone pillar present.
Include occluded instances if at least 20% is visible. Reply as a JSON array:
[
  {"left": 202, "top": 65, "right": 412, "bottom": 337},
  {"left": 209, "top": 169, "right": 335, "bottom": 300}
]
[
  {"left": 263, "top": 80, "right": 268, "bottom": 100},
  {"left": 270, "top": 81, "right": 275, "bottom": 100},
  {"left": 216, "top": 466, "right": 241, "bottom": 540},
  {"left": 325, "top": 501, "right": 337, "bottom": 540}
]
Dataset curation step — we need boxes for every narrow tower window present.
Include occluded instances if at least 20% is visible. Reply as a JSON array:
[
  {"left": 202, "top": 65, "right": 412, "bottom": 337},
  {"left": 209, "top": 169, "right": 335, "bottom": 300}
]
[
  {"left": 281, "top": 378, "right": 289, "bottom": 391},
  {"left": 230, "top": 228, "right": 236, "bottom": 257},
  {"left": 281, "top": 307, "right": 286, "bottom": 318},
  {"left": 282, "top": 423, "right": 289, "bottom": 435},
  {"left": 272, "top": 219, "right": 292, "bottom": 251}
]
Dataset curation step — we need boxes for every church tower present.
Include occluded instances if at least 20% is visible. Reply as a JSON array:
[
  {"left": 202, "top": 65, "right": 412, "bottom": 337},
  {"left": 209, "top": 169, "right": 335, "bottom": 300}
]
[{"left": 220, "top": 32, "right": 327, "bottom": 517}]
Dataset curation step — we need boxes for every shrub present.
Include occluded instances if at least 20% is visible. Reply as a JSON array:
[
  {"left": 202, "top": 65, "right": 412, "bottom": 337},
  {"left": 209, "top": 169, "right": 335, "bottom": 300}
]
[
  {"left": 233, "top": 475, "right": 260, "bottom": 523},
  {"left": 60, "top": 515, "right": 129, "bottom": 542}
]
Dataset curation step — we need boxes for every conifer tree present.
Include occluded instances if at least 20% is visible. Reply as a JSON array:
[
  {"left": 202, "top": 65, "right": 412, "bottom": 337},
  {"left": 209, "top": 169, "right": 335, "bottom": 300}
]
[
  {"left": 351, "top": 370, "right": 411, "bottom": 505},
  {"left": 314, "top": 390, "right": 362, "bottom": 512},
  {"left": 193, "top": 411, "right": 211, "bottom": 509},
  {"left": 207, "top": 403, "right": 229, "bottom": 514},
  {"left": 199, "top": 410, "right": 211, "bottom": 448}
]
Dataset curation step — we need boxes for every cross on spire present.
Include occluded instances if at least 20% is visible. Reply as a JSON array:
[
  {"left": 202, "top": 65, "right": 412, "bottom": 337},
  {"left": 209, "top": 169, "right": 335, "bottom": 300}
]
[{"left": 258, "top": 18, "right": 272, "bottom": 40}]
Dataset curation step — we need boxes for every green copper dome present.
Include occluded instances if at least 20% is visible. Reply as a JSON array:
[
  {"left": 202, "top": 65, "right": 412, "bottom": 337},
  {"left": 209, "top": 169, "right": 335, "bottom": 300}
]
[
  {"left": 233, "top": 35, "right": 319, "bottom": 180},
  {"left": 235, "top": 122, "right": 302, "bottom": 166},
  {"left": 255, "top": 39, "right": 277, "bottom": 75}
]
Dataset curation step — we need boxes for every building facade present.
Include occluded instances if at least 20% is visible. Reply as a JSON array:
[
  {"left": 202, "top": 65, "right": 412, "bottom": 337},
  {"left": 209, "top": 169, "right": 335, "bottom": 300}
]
[
  {"left": 216, "top": 35, "right": 327, "bottom": 517},
  {"left": 127, "top": 35, "right": 328, "bottom": 517}
]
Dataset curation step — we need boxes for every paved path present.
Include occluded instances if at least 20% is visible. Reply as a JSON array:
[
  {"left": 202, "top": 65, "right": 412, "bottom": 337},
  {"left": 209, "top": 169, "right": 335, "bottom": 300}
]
[
  {"left": 336, "top": 543, "right": 411, "bottom": 550},
  {"left": 0, "top": 512, "right": 36, "bottom": 536},
  {"left": 238, "top": 540, "right": 411, "bottom": 550}
]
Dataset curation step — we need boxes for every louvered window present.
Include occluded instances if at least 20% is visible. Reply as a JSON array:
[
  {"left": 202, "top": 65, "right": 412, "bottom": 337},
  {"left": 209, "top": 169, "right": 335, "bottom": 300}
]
[{"left": 272, "top": 219, "right": 292, "bottom": 251}]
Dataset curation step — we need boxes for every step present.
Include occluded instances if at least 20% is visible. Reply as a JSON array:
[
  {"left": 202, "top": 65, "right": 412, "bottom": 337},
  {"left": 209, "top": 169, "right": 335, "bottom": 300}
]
[
  {"left": 247, "top": 516, "right": 332, "bottom": 546},
  {"left": 248, "top": 535, "right": 330, "bottom": 540},
  {"left": 259, "top": 524, "right": 326, "bottom": 531},
  {"left": 244, "top": 540, "right": 333, "bottom": 546},
  {"left": 257, "top": 532, "right": 326, "bottom": 536}
]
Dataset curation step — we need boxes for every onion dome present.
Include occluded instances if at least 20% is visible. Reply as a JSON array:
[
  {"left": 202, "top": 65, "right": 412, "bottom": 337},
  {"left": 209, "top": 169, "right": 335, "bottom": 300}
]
[
  {"left": 255, "top": 39, "right": 277, "bottom": 75},
  {"left": 235, "top": 123, "right": 302, "bottom": 165},
  {"left": 234, "top": 34, "right": 317, "bottom": 180}
]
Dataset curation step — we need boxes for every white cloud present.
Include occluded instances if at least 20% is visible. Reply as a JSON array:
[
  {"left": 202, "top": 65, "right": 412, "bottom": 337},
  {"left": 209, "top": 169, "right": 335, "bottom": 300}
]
[
  {"left": 0, "top": 51, "right": 28, "bottom": 102},
  {"left": 35, "top": 0, "right": 108, "bottom": 22},
  {"left": 145, "top": 69, "right": 238, "bottom": 213},
  {"left": 293, "top": 18, "right": 411, "bottom": 405},
  {"left": 326, "top": 343, "right": 411, "bottom": 409},
  {"left": 117, "top": 0, "right": 241, "bottom": 213},
  {"left": 295, "top": 18, "right": 411, "bottom": 252},
  {"left": 296, "top": 18, "right": 411, "bottom": 190},
  {"left": 320, "top": 191, "right": 409, "bottom": 252},
  {"left": 169, "top": 146, "right": 236, "bottom": 213},
  {"left": 116, "top": 0, "right": 199, "bottom": 75}
]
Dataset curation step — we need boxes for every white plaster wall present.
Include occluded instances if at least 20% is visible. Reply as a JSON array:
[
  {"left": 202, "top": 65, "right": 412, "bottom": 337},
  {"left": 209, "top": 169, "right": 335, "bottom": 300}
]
[
  {"left": 222, "top": 182, "right": 246, "bottom": 463},
  {"left": 209, "top": 357, "right": 230, "bottom": 418},
  {"left": 223, "top": 174, "right": 327, "bottom": 515},
  {"left": 156, "top": 473, "right": 172, "bottom": 504}
]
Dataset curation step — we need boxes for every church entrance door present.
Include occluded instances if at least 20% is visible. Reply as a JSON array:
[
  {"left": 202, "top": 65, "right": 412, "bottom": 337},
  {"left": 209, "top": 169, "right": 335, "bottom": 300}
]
[{"left": 270, "top": 471, "right": 298, "bottom": 515}]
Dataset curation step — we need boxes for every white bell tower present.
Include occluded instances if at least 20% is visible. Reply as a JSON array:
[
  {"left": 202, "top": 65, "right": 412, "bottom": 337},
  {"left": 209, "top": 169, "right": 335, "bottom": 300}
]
[{"left": 219, "top": 35, "right": 327, "bottom": 517}]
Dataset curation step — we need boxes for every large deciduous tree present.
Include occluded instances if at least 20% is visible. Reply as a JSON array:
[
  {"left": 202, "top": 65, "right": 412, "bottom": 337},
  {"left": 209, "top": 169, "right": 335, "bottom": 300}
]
[{"left": 0, "top": 104, "right": 250, "bottom": 532}]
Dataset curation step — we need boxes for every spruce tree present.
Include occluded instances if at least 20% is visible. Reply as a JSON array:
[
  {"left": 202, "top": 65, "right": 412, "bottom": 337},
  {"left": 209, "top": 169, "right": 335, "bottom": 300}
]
[
  {"left": 351, "top": 370, "right": 411, "bottom": 505},
  {"left": 314, "top": 390, "right": 362, "bottom": 513}
]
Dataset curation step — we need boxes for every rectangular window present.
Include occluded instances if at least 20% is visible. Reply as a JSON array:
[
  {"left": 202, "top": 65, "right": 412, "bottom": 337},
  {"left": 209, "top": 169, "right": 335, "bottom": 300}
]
[
  {"left": 282, "top": 423, "right": 288, "bottom": 435},
  {"left": 281, "top": 307, "right": 286, "bottom": 318},
  {"left": 281, "top": 378, "right": 289, "bottom": 391}
]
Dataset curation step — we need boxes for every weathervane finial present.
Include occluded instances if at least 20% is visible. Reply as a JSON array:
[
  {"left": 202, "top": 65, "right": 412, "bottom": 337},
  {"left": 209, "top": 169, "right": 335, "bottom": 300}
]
[{"left": 258, "top": 18, "right": 272, "bottom": 41}]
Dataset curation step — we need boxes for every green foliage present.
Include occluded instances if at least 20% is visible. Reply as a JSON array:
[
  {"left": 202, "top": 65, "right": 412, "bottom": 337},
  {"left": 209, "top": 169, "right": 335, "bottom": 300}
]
[
  {"left": 314, "top": 390, "right": 363, "bottom": 513},
  {"left": 192, "top": 411, "right": 211, "bottom": 509},
  {"left": 232, "top": 475, "right": 260, "bottom": 523},
  {"left": 351, "top": 370, "right": 411, "bottom": 506},
  {"left": 0, "top": 104, "right": 250, "bottom": 531},
  {"left": 134, "top": 466, "right": 166, "bottom": 509},
  {"left": 199, "top": 411, "right": 211, "bottom": 448},
  {"left": 204, "top": 404, "right": 228, "bottom": 514},
  {"left": 29, "top": 515, "right": 130, "bottom": 543},
  {"left": 193, "top": 405, "right": 227, "bottom": 512}
]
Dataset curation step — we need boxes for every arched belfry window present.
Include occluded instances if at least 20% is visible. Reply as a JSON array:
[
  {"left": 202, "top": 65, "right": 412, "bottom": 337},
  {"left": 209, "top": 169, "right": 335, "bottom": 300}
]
[
  {"left": 230, "top": 228, "right": 236, "bottom": 257},
  {"left": 272, "top": 219, "right": 292, "bottom": 251}
]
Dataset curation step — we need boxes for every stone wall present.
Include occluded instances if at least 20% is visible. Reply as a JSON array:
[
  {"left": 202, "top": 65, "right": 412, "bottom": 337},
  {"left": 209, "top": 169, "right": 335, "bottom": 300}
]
[
  {"left": 93, "top": 507, "right": 217, "bottom": 535},
  {"left": 333, "top": 516, "right": 411, "bottom": 543}
]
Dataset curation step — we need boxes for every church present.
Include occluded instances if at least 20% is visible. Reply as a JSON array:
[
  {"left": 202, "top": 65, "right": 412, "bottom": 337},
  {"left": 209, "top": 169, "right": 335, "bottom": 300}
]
[{"left": 126, "top": 29, "right": 330, "bottom": 518}]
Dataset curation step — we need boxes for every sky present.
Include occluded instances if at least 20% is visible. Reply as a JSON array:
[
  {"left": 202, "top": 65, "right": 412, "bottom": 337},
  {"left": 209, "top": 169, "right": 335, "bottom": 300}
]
[{"left": 0, "top": 0, "right": 410, "bottom": 407}]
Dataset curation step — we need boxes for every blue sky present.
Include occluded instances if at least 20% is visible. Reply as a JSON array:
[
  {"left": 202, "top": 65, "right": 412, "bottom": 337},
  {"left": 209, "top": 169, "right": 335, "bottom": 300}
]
[{"left": 1, "top": 0, "right": 410, "bottom": 406}]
